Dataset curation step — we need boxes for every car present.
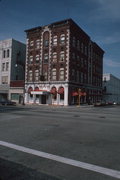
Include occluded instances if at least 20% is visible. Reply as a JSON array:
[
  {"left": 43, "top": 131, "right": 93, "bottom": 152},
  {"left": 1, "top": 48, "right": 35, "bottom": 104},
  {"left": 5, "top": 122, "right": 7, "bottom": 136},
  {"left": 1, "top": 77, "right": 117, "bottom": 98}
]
[
  {"left": 0, "top": 100, "right": 16, "bottom": 106},
  {"left": 94, "top": 101, "right": 106, "bottom": 107}
]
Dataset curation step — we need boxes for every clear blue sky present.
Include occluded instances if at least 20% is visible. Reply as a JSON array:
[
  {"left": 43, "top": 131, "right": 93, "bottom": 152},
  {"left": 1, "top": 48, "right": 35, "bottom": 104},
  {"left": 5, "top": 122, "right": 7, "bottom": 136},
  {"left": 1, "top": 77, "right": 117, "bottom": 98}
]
[{"left": 0, "top": 0, "right": 120, "bottom": 78}]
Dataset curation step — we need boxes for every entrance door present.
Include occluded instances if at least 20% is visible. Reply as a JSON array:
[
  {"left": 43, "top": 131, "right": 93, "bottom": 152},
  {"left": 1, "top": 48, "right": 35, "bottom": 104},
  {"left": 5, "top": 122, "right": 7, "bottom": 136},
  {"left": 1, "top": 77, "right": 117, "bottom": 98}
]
[{"left": 41, "top": 95, "right": 46, "bottom": 104}]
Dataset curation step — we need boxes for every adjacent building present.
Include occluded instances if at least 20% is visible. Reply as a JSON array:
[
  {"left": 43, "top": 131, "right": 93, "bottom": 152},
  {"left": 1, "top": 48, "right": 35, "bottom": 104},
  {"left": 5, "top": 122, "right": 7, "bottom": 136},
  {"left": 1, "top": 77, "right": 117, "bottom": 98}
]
[
  {"left": 25, "top": 19, "right": 104, "bottom": 106},
  {"left": 103, "top": 74, "right": 120, "bottom": 104},
  {"left": 0, "top": 39, "right": 26, "bottom": 103}
]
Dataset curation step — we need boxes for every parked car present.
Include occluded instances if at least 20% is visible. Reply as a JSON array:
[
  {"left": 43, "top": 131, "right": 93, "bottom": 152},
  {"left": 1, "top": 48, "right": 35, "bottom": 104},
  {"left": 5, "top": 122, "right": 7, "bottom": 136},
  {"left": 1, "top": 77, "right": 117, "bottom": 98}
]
[
  {"left": 94, "top": 101, "right": 106, "bottom": 107},
  {"left": 0, "top": 100, "right": 16, "bottom": 106}
]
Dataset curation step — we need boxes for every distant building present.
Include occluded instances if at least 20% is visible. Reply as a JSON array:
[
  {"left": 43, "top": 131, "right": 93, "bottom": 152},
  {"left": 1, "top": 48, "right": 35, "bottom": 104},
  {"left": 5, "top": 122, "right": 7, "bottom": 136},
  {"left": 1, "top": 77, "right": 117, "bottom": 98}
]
[
  {"left": 103, "top": 74, "right": 120, "bottom": 104},
  {"left": 0, "top": 39, "right": 26, "bottom": 103},
  {"left": 25, "top": 19, "right": 104, "bottom": 106}
]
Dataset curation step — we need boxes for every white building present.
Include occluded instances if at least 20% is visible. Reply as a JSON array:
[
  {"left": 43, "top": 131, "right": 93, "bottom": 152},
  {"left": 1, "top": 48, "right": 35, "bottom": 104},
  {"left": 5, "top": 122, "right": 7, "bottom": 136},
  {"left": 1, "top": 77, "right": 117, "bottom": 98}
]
[
  {"left": 103, "top": 74, "right": 120, "bottom": 104},
  {"left": 0, "top": 39, "right": 26, "bottom": 103}
]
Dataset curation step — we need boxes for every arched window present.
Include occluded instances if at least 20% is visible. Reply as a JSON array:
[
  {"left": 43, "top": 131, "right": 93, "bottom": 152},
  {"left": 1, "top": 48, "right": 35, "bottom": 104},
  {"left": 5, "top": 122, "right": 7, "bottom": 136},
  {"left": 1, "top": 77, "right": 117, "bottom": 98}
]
[
  {"left": 34, "top": 87, "right": 39, "bottom": 91},
  {"left": 58, "top": 87, "right": 64, "bottom": 100},
  {"left": 50, "top": 87, "right": 57, "bottom": 100},
  {"left": 28, "top": 87, "right": 33, "bottom": 93}
]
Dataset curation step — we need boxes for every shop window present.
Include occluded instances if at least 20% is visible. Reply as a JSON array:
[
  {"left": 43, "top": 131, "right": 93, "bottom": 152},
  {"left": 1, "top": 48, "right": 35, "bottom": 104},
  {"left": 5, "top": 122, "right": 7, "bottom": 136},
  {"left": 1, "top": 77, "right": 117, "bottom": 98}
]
[{"left": 11, "top": 93, "right": 19, "bottom": 100}]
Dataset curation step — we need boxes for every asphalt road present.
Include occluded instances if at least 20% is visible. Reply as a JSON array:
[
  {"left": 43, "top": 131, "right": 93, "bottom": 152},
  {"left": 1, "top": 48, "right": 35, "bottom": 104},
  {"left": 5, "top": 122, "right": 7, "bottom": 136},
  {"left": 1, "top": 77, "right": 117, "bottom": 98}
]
[{"left": 0, "top": 104, "right": 120, "bottom": 180}]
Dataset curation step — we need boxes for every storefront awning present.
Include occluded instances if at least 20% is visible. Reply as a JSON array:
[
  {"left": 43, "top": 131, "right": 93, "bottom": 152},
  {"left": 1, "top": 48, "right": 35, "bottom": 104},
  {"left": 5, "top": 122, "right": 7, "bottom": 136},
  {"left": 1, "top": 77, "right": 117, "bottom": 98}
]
[
  {"left": 50, "top": 87, "right": 57, "bottom": 95},
  {"left": 58, "top": 87, "right": 64, "bottom": 94},
  {"left": 31, "top": 90, "right": 50, "bottom": 95}
]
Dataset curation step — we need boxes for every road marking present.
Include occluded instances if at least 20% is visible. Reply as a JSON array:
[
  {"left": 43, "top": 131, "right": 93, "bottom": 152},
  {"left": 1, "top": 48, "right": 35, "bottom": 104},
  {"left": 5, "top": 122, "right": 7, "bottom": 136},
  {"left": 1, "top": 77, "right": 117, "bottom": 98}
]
[{"left": 0, "top": 141, "right": 120, "bottom": 179}]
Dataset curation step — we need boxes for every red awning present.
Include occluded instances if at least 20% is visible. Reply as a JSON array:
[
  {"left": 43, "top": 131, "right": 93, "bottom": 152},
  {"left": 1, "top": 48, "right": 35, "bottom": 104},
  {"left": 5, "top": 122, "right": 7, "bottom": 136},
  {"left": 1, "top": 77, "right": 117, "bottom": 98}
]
[
  {"left": 34, "top": 87, "right": 39, "bottom": 91},
  {"left": 50, "top": 87, "right": 57, "bottom": 94},
  {"left": 72, "top": 92, "right": 78, "bottom": 96},
  {"left": 58, "top": 87, "right": 64, "bottom": 94},
  {"left": 28, "top": 87, "right": 33, "bottom": 93}
]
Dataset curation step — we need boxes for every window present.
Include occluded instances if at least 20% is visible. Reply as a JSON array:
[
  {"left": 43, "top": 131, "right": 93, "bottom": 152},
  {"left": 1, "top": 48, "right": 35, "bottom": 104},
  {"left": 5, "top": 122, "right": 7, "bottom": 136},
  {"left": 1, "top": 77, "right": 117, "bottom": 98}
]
[
  {"left": 71, "top": 69, "right": 75, "bottom": 80},
  {"left": 85, "top": 46, "right": 87, "bottom": 55},
  {"left": 29, "top": 56, "right": 33, "bottom": 64},
  {"left": 81, "top": 72, "right": 83, "bottom": 83},
  {"left": 53, "top": 36, "right": 57, "bottom": 45},
  {"left": 6, "top": 62, "right": 9, "bottom": 71},
  {"left": 77, "top": 40, "right": 80, "bottom": 50},
  {"left": 36, "top": 39, "right": 40, "bottom": 49},
  {"left": 3, "top": 50, "right": 6, "bottom": 58},
  {"left": 60, "top": 34, "right": 65, "bottom": 44},
  {"left": 77, "top": 71, "right": 79, "bottom": 82},
  {"left": 35, "top": 70, "right": 39, "bottom": 81},
  {"left": 81, "top": 43, "right": 84, "bottom": 53},
  {"left": 44, "top": 53, "right": 49, "bottom": 63},
  {"left": 52, "top": 52, "right": 57, "bottom": 62},
  {"left": 59, "top": 68, "right": 64, "bottom": 80},
  {"left": 2, "top": 76, "right": 8, "bottom": 84},
  {"left": 7, "top": 49, "right": 9, "bottom": 57},
  {"left": 77, "top": 55, "right": 80, "bottom": 61},
  {"left": 60, "top": 51, "right": 65, "bottom": 61},
  {"left": 30, "top": 41, "right": 34, "bottom": 47},
  {"left": 28, "top": 70, "right": 32, "bottom": 81},
  {"left": 81, "top": 58, "right": 83, "bottom": 67},
  {"left": 72, "top": 37, "right": 76, "bottom": 47},
  {"left": 44, "top": 40, "right": 49, "bottom": 47},
  {"left": 35, "top": 55, "right": 39, "bottom": 63},
  {"left": 11, "top": 93, "right": 19, "bottom": 100},
  {"left": 52, "top": 68, "right": 57, "bottom": 80},
  {"left": 72, "top": 53, "right": 75, "bottom": 59},
  {"left": 43, "top": 71, "right": 48, "bottom": 81},
  {"left": 2, "top": 63, "right": 5, "bottom": 71}
]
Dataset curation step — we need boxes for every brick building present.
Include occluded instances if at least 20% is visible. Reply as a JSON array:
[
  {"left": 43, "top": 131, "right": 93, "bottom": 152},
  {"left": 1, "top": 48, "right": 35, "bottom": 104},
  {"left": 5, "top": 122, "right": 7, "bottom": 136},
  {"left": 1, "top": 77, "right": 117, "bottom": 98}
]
[{"left": 25, "top": 19, "right": 104, "bottom": 105}]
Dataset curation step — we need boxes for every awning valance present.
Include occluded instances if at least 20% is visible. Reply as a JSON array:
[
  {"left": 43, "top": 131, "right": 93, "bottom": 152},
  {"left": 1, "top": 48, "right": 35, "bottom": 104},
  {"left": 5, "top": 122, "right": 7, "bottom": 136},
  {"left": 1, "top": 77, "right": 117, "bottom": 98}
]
[
  {"left": 58, "top": 87, "right": 64, "bottom": 94},
  {"left": 50, "top": 87, "right": 57, "bottom": 95},
  {"left": 31, "top": 90, "right": 49, "bottom": 95}
]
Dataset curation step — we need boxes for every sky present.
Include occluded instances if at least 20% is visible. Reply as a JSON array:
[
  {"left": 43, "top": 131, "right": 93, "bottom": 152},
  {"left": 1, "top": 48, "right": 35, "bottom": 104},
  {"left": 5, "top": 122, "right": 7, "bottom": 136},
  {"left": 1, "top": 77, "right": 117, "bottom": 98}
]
[{"left": 0, "top": 0, "right": 120, "bottom": 79}]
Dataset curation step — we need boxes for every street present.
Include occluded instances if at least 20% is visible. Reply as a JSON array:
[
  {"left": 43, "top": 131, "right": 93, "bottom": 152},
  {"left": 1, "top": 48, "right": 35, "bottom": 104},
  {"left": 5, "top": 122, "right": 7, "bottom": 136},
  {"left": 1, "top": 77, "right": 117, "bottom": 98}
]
[{"left": 0, "top": 105, "right": 120, "bottom": 180}]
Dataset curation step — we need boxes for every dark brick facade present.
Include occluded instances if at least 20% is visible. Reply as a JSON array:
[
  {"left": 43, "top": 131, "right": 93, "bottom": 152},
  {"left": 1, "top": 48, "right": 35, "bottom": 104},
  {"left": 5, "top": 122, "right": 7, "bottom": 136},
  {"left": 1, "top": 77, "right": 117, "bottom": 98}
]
[{"left": 25, "top": 19, "right": 104, "bottom": 105}]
